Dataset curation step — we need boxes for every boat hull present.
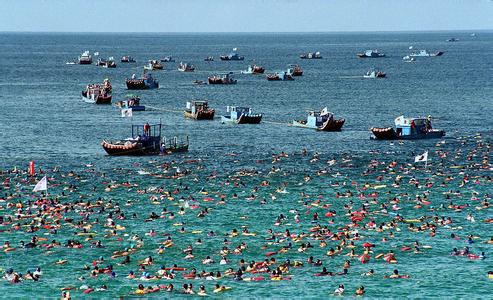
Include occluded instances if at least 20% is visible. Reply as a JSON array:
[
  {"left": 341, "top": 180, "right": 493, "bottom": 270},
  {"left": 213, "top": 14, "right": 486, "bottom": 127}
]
[
  {"left": 238, "top": 114, "right": 262, "bottom": 124},
  {"left": 81, "top": 91, "right": 112, "bottom": 104},
  {"left": 101, "top": 140, "right": 153, "bottom": 156},
  {"left": 292, "top": 118, "right": 345, "bottom": 131},
  {"left": 371, "top": 128, "right": 445, "bottom": 140},
  {"left": 126, "top": 79, "right": 159, "bottom": 90},
  {"left": 184, "top": 110, "right": 215, "bottom": 120}
]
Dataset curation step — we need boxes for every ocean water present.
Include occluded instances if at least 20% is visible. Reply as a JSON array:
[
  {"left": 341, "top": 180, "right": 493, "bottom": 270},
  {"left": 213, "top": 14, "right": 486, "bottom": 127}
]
[{"left": 0, "top": 32, "right": 492, "bottom": 298}]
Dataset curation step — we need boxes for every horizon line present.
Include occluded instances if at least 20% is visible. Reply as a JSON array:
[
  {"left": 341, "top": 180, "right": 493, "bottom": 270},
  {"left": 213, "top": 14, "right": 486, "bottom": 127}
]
[{"left": 1, "top": 29, "right": 491, "bottom": 35}]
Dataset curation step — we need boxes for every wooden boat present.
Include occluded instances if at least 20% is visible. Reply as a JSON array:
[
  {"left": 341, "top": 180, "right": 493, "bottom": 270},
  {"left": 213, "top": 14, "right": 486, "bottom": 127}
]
[
  {"left": 144, "top": 60, "right": 163, "bottom": 71},
  {"left": 357, "top": 50, "right": 386, "bottom": 58},
  {"left": 300, "top": 52, "right": 322, "bottom": 59},
  {"left": 292, "top": 108, "right": 345, "bottom": 131},
  {"left": 101, "top": 123, "right": 189, "bottom": 156},
  {"left": 220, "top": 48, "right": 244, "bottom": 61},
  {"left": 288, "top": 64, "right": 303, "bottom": 76},
  {"left": 184, "top": 101, "right": 215, "bottom": 120},
  {"left": 126, "top": 73, "right": 159, "bottom": 90},
  {"left": 221, "top": 106, "right": 262, "bottom": 124},
  {"left": 371, "top": 116, "right": 445, "bottom": 140},
  {"left": 178, "top": 62, "right": 195, "bottom": 72},
  {"left": 121, "top": 55, "right": 135, "bottom": 63},
  {"left": 115, "top": 94, "right": 145, "bottom": 111},
  {"left": 208, "top": 73, "right": 237, "bottom": 84},
  {"left": 266, "top": 71, "right": 294, "bottom": 81},
  {"left": 81, "top": 79, "right": 112, "bottom": 104},
  {"left": 242, "top": 64, "right": 265, "bottom": 74},
  {"left": 78, "top": 50, "right": 92, "bottom": 64}
]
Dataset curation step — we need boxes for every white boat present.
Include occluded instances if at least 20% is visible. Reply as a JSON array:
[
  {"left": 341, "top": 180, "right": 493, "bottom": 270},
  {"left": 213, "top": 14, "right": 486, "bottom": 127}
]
[
  {"left": 363, "top": 70, "right": 386, "bottom": 78},
  {"left": 402, "top": 56, "right": 415, "bottom": 63},
  {"left": 409, "top": 50, "right": 444, "bottom": 57}
]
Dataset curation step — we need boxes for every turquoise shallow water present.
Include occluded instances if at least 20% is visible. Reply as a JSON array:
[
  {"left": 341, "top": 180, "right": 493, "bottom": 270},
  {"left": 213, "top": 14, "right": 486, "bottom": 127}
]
[{"left": 0, "top": 32, "right": 492, "bottom": 298}]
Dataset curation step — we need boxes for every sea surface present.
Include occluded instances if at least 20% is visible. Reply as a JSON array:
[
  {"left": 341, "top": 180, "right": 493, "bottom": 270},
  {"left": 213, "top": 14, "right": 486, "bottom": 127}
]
[{"left": 0, "top": 32, "right": 492, "bottom": 298}]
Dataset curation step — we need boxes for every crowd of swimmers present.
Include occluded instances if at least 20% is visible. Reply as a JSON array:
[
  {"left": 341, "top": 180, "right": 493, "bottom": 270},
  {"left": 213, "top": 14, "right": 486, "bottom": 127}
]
[{"left": 0, "top": 135, "right": 491, "bottom": 297}]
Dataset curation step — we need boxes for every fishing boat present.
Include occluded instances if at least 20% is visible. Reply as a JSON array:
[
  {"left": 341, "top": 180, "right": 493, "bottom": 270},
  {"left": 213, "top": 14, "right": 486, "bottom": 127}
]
[
  {"left": 370, "top": 115, "right": 445, "bottom": 140},
  {"left": 287, "top": 64, "right": 303, "bottom": 76},
  {"left": 402, "top": 55, "right": 416, "bottom": 63},
  {"left": 204, "top": 56, "right": 214, "bottom": 61},
  {"left": 241, "top": 64, "right": 265, "bottom": 74},
  {"left": 184, "top": 100, "right": 215, "bottom": 120},
  {"left": 126, "top": 73, "right": 159, "bottom": 90},
  {"left": 178, "top": 62, "right": 195, "bottom": 72},
  {"left": 103, "top": 57, "right": 117, "bottom": 68},
  {"left": 221, "top": 106, "right": 262, "bottom": 124},
  {"left": 101, "top": 123, "right": 189, "bottom": 156},
  {"left": 363, "top": 70, "right": 386, "bottom": 78},
  {"left": 292, "top": 108, "right": 345, "bottom": 131},
  {"left": 144, "top": 60, "right": 164, "bottom": 71},
  {"left": 300, "top": 51, "right": 322, "bottom": 59},
  {"left": 220, "top": 48, "right": 244, "bottom": 61},
  {"left": 121, "top": 55, "right": 135, "bottom": 63},
  {"left": 115, "top": 94, "right": 145, "bottom": 111},
  {"left": 208, "top": 72, "right": 237, "bottom": 84},
  {"left": 161, "top": 56, "right": 175, "bottom": 63},
  {"left": 266, "top": 71, "right": 294, "bottom": 81},
  {"left": 409, "top": 50, "right": 444, "bottom": 57},
  {"left": 81, "top": 79, "right": 112, "bottom": 104},
  {"left": 78, "top": 50, "right": 92, "bottom": 65},
  {"left": 95, "top": 58, "right": 107, "bottom": 66},
  {"left": 357, "top": 49, "right": 386, "bottom": 58}
]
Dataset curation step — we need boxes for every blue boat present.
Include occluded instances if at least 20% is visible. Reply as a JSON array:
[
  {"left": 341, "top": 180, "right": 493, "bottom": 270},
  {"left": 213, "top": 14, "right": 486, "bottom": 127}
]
[
  {"left": 126, "top": 73, "right": 159, "bottom": 90},
  {"left": 371, "top": 115, "right": 445, "bottom": 140},
  {"left": 220, "top": 48, "right": 244, "bottom": 61},
  {"left": 221, "top": 106, "right": 262, "bottom": 124},
  {"left": 115, "top": 94, "right": 145, "bottom": 111}
]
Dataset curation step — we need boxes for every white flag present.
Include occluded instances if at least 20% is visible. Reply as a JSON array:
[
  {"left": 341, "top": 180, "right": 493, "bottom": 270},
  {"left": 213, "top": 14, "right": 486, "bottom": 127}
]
[
  {"left": 121, "top": 108, "right": 133, "bottom": 118},
  {"left": 414, "top": 151, "right": 428, "bottom": 163},
  {"left": 33, "top": 176, "right": 47, "bottom": 192}
]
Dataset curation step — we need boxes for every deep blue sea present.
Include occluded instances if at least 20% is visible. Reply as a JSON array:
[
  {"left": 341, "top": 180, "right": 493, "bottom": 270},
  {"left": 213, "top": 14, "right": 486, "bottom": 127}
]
[{"left": 0, "top": 32, "right": 492, "bottom": 298}]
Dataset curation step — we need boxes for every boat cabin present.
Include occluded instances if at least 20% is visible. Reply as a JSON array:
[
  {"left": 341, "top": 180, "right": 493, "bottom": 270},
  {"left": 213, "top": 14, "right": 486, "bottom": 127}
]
[
  {"left": 227, "top": 106, "right": 252, "bottom": 120},
  {"left": 187, "top": 100, "right": 209, "bottom": 113},
  {"left": 306, "top": 109, "right": 333, "bottom": 127},
  {"left": 394, "top": 116, "right": 432, "bottom": 136}
]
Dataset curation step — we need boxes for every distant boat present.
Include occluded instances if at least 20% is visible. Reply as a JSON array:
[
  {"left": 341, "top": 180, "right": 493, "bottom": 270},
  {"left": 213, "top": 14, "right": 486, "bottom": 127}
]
[
  {"left": 121, "top": 56, "right": 136, "bottom": 63},
  {"left": 357, "top": 49, "right": 386, "bottom": 58},
  {"left": 221, "top": 106, "right": 262, "bottom": 124},
  {"left": 470, "top": 33, "right": 476, "bottom": 37},
  {"left": 220, "top": 49, "right": 244, "bottom": 61},
  {"left": 204, "top": 56, "right": 214, "bottom": 61},
  {"left": 402, "top": 56, "right": 415, "bottom": 63},
  {"left": 409, "top": 50, "right": 444, "bottom": 57},
  {"left": 82, "top": 79, "right": 112, "bottom": 104},
  {"left": 292, "top": 108, "right": 345, "bottom": 131},
  {"left": 266, "top": 71, "right": 294, "bottom": 81},
  {"left": 300, "top": 51, "right": 322, "bottom": 59},
  {"left": 370, "top": 115, "right": 445, "bottom": 140},
  {"left": 208, "top": 72, "right": 237, "bottom": 84},
  {"left": 161, "top": 56, "right": 175, "bottom": 63},
  {"left": 78, "top": 50, "right": 92, "bottom": 65},
  {"left": 184, "top": 100, "right": 215, "bottom": 120},
  {"left": 178, "top": 62, "right": 195, "bottom": 72},
  {"left": 115, "top": 94, "right": 145, "bottom": 111},
  {"left": 446, "top": 38, "right": 459, "bottom": 42},
  {"left": 126, "top": 73, "right": 159, "bottom": 90},
  {"left": 241, "top": 64, "right": 265, "bottom": 74},
  {"left": 363, "top": 70, "right": 386, "bottom": 78},
  {"left": 144, "top": 60, "right": 163, "bottom": 71},
  {"left": 287, "top": 64, "right": 303, "bottom": 76}
]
